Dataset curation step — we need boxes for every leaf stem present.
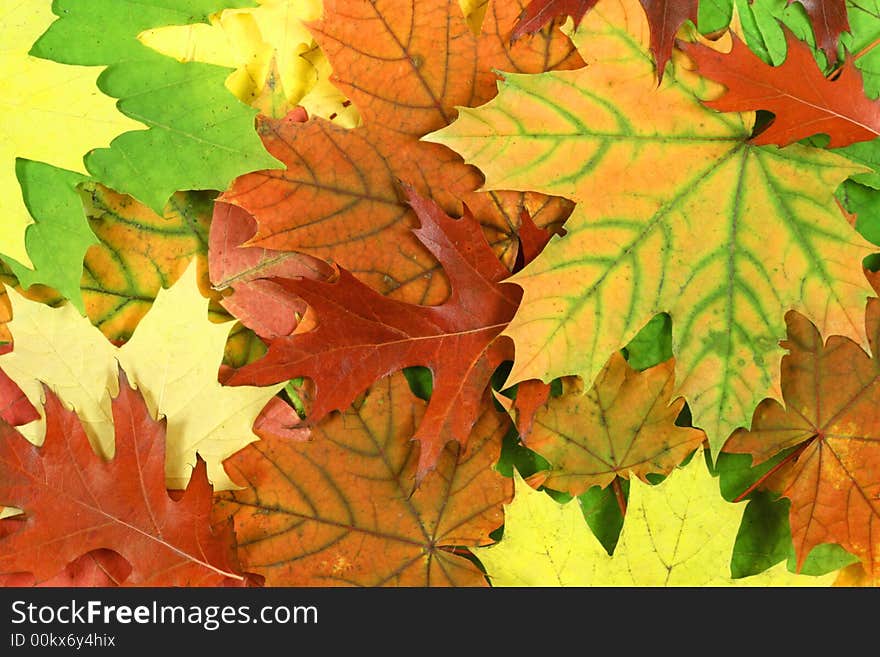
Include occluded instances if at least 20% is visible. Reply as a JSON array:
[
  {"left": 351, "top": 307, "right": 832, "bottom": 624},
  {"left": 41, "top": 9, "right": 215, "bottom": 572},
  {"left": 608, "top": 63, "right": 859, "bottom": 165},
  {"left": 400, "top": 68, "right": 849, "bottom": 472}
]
[
  {"left": 731, "top": 438, "right": 814, "bottom": 503},
  {"left": 611, "top": 477, "right": 627, "bottom": 516},
  {"left": 854, "top": 35, "right": 880, "bottom": 61}
]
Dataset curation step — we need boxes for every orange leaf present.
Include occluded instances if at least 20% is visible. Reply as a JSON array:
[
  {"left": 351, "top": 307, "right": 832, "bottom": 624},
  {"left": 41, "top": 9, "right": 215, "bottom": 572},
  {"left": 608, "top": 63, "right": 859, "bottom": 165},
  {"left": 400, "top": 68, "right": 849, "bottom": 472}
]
[
  {"left": 0, "top": 549, "right": 130, "bottom": 588},
  {"left": 0, "top": 369, "right": 247, "bottom": 586},
  {"left": 723, "top": 298, "right": 880, "bottom": 576},
  {"left": 214, "top": 373, "right": 512, "bottom": 586},
  {"left": 221, "top": 0, "right": 580, "bottom": 305},
  {"left": 521, "top": 353, "right": 705, "bottom": 495},
  {"left": 683, "top": 28, "right": 880, "bottom": 147}
]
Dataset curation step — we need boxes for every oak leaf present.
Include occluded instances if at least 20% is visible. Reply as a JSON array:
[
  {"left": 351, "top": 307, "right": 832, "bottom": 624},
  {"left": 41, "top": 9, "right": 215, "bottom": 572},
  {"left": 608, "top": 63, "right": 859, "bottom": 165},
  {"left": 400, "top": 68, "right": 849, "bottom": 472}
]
[
  {"left": 684, "top": 27, "right": 880, "bottom": 147},
  {"left": 521, "top": 353, "right": 705, "bottom": 495},
  {"left": 426, "top": 0, "right": 876, "bottom": 455},
  {"left": 0, "top": 550, "right": 130, "bottom": 588},
  {"left": 511, "top": 1, "right": 598, "bottom": 42},
  {"left": 226, "top": 187, "right": 521, "bottom": 480},
  {"left": 0, "top": 370, "right": 246, "bottom": 586},
  {"left": 221, "top": 0, "right": 581, "bottom": 306},
  {"left": 0, "top": 263, "right": 283, "bottom": 489},
  {"left": 789, "top": 0, "right": 850, "bottom": 62},
  {"left": 214, "top": 372, "right": 512, "bottom": 586},
  {"left": 723, "top": 298, "right": 880, "bottom": 577},
  {"left": 475, "top": 452, "right": 840, "bottom": 585}
]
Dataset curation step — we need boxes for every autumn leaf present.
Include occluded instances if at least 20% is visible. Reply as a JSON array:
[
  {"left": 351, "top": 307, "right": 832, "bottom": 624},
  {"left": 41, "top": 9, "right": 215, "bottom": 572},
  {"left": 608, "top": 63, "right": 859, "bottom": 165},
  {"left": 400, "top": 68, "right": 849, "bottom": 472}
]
[
  {"left": 0, "top": 550, "right": 130, "bottom": 588},
  {"left": 640, "top": 0, "right": 700, "bottom": 80},
  {"left": 511, "top": 1, "right": 598, "bottom": 43},
  {"left": 426, "top": 0, "right": 877, "bottom": 455},
  {"left": 137, "top": 0, "right": 360, "bottom": 124},
  {"left": 521, "top": 353, "right": 705, "bottom": 495},
  {"left": 684, "top": 28, "right": 880, "bottom": 147},
  {"left": 226, "top": 187, "right": 521, "bottom": 481},
  {"left": 214, "top": 372, "right": 512, "bottom": 586},
  {"left": 0, "top": 370, "right": 246, "bottom": 586},
  {"left": 790, "top": 0, "right": 850, "bottom": 62},
  {"left": 475, "top": 452, "right": 840, "bottom": 585},
  {"left": 30, "top": 0, "right": 281, "bottom": 215},
  {"left": 722, "top": 298, "right": 880, "bottom": 577},
  {"left": 0, "top": 369, "right": 38, "bottom": 429},
  {"left": 221, "top": 0, "right": 581, "bottom": 306},
  {"left": 0, "top": 0, "right": 144, "bottom": 307},
  {"left": 0, "top": 263, "right": 283, "bottom": 489}
]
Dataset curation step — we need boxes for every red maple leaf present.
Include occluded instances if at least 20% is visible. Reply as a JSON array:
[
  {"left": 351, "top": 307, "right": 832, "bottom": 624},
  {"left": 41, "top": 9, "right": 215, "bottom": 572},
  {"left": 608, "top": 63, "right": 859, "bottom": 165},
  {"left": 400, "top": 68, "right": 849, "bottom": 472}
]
[
  {"left": 0, "top": 370, "right": 249, "bottom": 586},
  {"left": 683, "top": 28, "right": 880, "bottom": 147},
  {"left": 226, "top": 187, "right": 550, "bottom": 482}
]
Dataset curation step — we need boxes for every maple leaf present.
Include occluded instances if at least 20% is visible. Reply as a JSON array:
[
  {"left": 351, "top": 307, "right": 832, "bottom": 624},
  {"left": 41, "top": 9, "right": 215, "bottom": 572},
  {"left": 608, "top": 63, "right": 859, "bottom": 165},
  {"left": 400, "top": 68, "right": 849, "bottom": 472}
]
[
  {"left": 0, "top": 263, "right": 283, "bottom": 489},
  {"left": 30, "top": 0, "right": 281, "bottom": 215},
  {"left": 220, "top": 0, "right": 581, "bottom": 306},
  {"left": 226, "top": 187, "right": 522, "bottom": 480},
  {"left": 214, "top": 372, "right": 512, "bottom": 586},
  {"left": 0, "top": 369, "right": 38, "bottom": 429},
  {"left": 138, "top": 0, "right": 360, "bottom": 125},
  {"left": 511, "top": 1, "right": 599, "bottom": 43},
  {"left": 684, "top": 28, "right": 880, "bottom": 147},
  {"left": 475, "top": 453, "right": 840, "bottom": 585},
  {"left": 0, "top": 0, "right": 145, "bottom": 308},
  {"left": 722, "top": 298, "right": 880, "bottom": 577},
  {"left": 0, "top": 370, "right": 246, "bottom": 586},
  {"left": 520, "top": 353, "right": 705, "bottom": 495},
  {"left": 426, "top": 0, "right": 877, "bottom": 455},
  {"left": 788, "top": 0, "right": 850, "bottom": 62}
]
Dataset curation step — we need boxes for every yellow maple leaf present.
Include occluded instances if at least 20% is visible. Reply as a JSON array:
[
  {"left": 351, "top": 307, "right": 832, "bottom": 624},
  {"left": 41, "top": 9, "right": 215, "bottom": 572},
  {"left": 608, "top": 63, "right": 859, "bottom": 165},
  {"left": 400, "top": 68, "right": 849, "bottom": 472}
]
[
  {"left": 137, "top": 0, "right": 359, "bottom": 124},
  {"left": 0, "top": 0, "right": 145, "bottom": 268},
  {"left": 474, "top": 454, "right": 841, "bottom": 586},
  {"left": 0, "top": 262, "right": 283, "bottom": 490}
]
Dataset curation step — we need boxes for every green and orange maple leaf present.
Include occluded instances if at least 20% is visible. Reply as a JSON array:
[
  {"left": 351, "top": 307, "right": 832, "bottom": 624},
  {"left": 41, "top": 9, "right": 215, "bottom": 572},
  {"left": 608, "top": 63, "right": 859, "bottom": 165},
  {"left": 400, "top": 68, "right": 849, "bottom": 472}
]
[{"left": 427, "top": 0, "right": 877, "bottom": 455}]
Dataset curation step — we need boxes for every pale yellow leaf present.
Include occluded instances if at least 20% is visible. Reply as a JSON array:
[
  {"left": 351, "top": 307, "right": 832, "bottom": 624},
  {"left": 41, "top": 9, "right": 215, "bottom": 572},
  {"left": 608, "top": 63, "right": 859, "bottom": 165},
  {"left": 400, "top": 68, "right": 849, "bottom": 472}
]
[
  {"left": 475, "top": 454, "right": 841, "bottom": 586},
  {"left": 0, "top": 263, "right": 282, "bottom": 490},
  {"left": 137, "top": 0, "right": 360, "bottom": 124},
  {"left": 0, "top": 0, "right": 145, "bottom": 267}
]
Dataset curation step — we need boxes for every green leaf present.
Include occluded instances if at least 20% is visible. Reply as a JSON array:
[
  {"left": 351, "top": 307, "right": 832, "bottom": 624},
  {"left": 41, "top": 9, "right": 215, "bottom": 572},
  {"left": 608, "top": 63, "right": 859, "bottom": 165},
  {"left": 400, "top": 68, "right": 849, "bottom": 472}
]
[
  {"left": 30, "top": 0, "right": 282, "bottom": 214},
  {"left": 698, "top": 0, "right": 733, "bottom": 35},
  {"left": 622, "top": 313, "right": 673, "bottom": 370},
  {"left": 6, "top": 161, "right": 95, "bottom": 313}
]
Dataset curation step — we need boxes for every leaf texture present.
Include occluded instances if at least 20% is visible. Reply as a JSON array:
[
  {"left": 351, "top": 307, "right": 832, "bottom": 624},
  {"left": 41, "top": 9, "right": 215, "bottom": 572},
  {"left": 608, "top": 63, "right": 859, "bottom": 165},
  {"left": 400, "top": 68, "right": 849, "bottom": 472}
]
[
  {"left": 475, "top": 452, "right": 840, "bottom": 585},
  {"left": 226, "top": 187, "right": 521, "bottom": 480},
  {"left": 426, "top": 0, "right": 877, "bottom": 455},
  {"left": 523, "top": 353, "right": 705, "bottom": 494},
  {"left": 685, "top": 28, "right": 880, "bottom": 147},
  {"left": 221, "top": 0, "right": 581, "bottom": 306},
  {"left": 215, "top": 373, "right": 512, "bottom": 586},
  {"left": 0, "top": 370, "right": 246, "bottom": 586},
  {"left": 723, "top": 298, "right": 880, "bottom": 577}
]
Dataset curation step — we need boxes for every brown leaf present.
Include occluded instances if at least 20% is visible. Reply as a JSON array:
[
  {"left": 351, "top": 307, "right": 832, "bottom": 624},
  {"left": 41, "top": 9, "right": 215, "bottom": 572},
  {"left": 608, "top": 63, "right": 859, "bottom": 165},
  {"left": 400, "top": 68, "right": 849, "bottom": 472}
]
[
  {"left": 521, "top": 353, "right": 705, "bottom": 495},
  {"left": 510, "top": 0, "right": 598, "bottom": 43},
  {"left": 0, "top": 549, "right": 130, "bottom": 587},
  {"left": 214, "top": 372, "right": 512, "bottom": 586},
  {"left": 0, "top": 369, "right": 248, "bottom": 586},
  {"left": 788, "top": 0, "right": 849, "bottom": 63},
  {"left": 723, "top": 299, "right": 880, "bottom": 576}
]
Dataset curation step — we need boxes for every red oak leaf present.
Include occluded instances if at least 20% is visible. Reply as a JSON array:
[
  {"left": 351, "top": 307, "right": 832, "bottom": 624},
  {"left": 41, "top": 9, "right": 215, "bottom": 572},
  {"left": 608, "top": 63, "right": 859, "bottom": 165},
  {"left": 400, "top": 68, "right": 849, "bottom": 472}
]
[
  {"left": 226, "top": 187, "right": 548, "bottom": 482},
  {"left": 510, "top": 0, "right": 598, "bottom": 43},
  {"left": 0, "top": 370, "right": 248, "bottom": 586},
  {"left": 788, "top": 0, "right": 849, "bottom": 63},
  {"left": 683, "top": 28, "right": 880, "bottom": 147}
]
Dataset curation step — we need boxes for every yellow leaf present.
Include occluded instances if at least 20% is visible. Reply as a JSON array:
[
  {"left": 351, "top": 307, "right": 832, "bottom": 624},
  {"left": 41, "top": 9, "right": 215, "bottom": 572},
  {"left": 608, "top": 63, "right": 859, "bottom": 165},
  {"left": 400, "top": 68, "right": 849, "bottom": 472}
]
[
  {"left": 474, "top": 454, "right": 841, "bottom": 586},
  {"left": 0, "top": 0, "right": 145, "bottom": 267},
  {"left": 459, "top": 0, "right": 489, "bottom": 34},
  {"left": 137, "top": 0, "right": 360, "bottom": 124},
  {"left": 0, "top": 262, "right": 282, "bottom": 490}
]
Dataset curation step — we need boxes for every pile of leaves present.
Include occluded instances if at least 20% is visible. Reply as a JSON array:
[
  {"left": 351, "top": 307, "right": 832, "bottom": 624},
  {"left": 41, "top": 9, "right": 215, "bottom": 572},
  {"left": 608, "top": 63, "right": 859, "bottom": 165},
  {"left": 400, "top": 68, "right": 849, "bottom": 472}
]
[{"left": 1, "top": 0, "right": 878, "bottom": 587}]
